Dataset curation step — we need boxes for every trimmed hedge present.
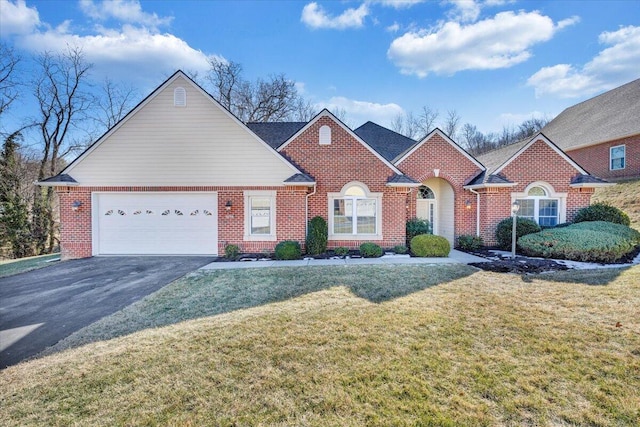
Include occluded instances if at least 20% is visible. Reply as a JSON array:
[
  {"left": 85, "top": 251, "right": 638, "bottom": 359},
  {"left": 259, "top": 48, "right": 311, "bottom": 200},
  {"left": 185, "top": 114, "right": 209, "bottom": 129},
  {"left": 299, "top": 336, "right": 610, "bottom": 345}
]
[
  {"left": 359, "top": 242, "right": 383, "bottom": 258},
  {"left": 518, "top": 221, "right": 639, "bottom": 263},
  {"left": 457, "top": 234, "right": 483, "bottom": 251},
  {"left": 306, "top": 216, "right": 328, "bottom": 255},
  {"left": 410, "top": 234, "right": 450, "bottom": 257},
  {"left": 495, "top": 217, "right": 541, "bottom": 250},
  {"left": 274, "top": 240, "right": 302, "bottom": 260},
  {"left": 224, "top": 244, "right": 240, "bottom": 259},
  {"left": 574, "top": 202, "right": 630, "bottom": 226}
]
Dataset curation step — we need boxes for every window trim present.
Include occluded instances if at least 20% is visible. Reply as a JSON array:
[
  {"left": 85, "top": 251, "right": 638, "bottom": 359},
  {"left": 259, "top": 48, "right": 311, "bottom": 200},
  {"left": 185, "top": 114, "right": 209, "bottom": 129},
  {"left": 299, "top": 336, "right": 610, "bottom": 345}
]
[
  {"left": 244, "top": 190, "right": 277, "bottom": 241},
  {"left": 328, "top": 182, "right": 382, "bottom": 241},
  {"left": 511, "top": 182, "right": 567, "bottom": 226},
  {"left": 610, "top": 144, "right": 626, "bottom": 171}
]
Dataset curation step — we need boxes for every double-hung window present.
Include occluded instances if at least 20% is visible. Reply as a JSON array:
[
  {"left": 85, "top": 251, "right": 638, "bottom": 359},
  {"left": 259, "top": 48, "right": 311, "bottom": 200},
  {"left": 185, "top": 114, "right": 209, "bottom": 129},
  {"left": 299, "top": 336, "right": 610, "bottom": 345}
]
[
  {"left": 610, "top": 145, "right": 625, "bottom": 170},
  {"left": 515, "top": 186, "right": 559, "bottom": 227},
  {"left": 244, "top": 191, "right": 276, "bottom": 241},
  {"left": 329, "top": 183, "right": 382, "bottom": 239}
]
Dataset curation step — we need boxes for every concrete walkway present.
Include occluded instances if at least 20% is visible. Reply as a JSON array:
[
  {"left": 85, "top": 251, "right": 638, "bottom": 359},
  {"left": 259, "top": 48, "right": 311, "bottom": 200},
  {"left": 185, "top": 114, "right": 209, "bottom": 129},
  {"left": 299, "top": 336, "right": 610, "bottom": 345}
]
[{"left": 200, "top": 249, "right": 487, "bottom": 270}]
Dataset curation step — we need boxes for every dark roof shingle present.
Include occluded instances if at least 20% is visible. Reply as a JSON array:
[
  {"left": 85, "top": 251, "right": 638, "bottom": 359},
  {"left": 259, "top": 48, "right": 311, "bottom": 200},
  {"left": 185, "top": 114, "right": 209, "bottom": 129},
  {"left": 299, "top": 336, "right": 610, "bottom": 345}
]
[
  {"left": 353, "top": 121, "right": 418, "bottom": 162},
  {"left": 246, "top": 122, "right": 307, "bottom": 149}
]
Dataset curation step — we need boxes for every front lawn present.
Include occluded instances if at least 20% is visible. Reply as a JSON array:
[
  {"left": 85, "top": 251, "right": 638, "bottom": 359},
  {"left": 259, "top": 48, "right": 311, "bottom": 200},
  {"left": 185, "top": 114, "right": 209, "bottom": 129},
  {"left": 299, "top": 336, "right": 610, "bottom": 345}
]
[
  {"left": 2, "top": 265, "right": 639, "bottom": 426},
  {"left": 0, "top": 254, "right": 60, "bottom": 278}
]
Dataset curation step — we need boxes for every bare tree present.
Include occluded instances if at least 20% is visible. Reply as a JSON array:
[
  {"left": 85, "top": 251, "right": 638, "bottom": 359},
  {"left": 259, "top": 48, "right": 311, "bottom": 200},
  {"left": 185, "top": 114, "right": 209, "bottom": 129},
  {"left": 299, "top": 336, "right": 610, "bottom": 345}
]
[
  {"left": 516, "top": 117, "right": 548, "bottom": 141},
  {"left": 442, "top": 109, "right": 460, "bottom": 140},
  {"left": 0, "top": 42, "right": 21, "bottom": 119},
  {"left": 292, "top": 98, "right": 317, "bottom": 121},
  {"left": 206, "top": 58, "right": 302, "bottom": 122},
  {"left": 417, "top": 106, "right": 438, "bottom": 137},
  {"left": 32, "top": 47, "right": 93, "bottom": 253},
  {"left": 95, "top": 78, "right": 138, "bottom": 131}
]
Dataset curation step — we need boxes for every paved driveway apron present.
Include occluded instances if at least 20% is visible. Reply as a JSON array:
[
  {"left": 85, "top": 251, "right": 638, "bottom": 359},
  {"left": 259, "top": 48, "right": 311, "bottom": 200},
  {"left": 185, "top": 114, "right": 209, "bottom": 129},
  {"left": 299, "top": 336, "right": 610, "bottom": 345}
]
[{"left": 0, "top": 256, "right": 214, "bottom": 368}]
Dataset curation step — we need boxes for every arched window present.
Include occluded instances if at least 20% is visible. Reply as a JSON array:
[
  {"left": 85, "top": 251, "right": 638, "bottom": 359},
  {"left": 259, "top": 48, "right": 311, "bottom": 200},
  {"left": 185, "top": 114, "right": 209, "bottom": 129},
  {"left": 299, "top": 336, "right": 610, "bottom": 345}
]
[
  {"left": 174, "top": 87, "right": 186, "bottom": 107},
  {"left": 515, "top": 183, "right": 559, "bottom": 226},
  {"left": 417, "top": 186, "right": 435, "bottom": 199},
  {"left": 329, "top": 182, "right": 382, "bottom": 237}
]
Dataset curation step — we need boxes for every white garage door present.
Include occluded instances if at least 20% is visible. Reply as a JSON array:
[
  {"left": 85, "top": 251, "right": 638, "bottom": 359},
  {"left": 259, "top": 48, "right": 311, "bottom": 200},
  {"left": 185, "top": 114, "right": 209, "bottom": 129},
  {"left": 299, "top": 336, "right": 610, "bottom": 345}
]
[{"left": 94, "top": 193, "right": 218, "bottom": 255}]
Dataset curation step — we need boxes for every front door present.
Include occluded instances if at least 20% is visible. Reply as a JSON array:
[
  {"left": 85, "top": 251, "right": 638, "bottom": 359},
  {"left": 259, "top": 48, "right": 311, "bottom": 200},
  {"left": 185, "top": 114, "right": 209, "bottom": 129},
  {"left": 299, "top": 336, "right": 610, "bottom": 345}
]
[{"left": 416, "top": 186, "right": 437, "bottom": 234}]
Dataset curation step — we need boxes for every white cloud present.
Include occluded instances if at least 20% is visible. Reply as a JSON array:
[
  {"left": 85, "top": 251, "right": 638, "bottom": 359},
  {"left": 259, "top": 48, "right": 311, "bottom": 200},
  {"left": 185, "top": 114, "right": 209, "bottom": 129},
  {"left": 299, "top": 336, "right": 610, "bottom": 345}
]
[
  {"left": 446, "top": 0, "right": 481, "bottom": 23},
  {"left": 499, "top": 111, "right": 546, "bottom": 125},
  {"left": 369, "top": 0, "right": 425, "bottom": 9},
  {"left": 0, "top": 0, "right": 40, "bottom": 36},
  {"left": 317, "top": 96, "right": 404, "bottom": 128},
  {"left": 18, "top": 25, "right": 214, "bottom": 84},
  {"left": 527, "top": 25, "right": 640, "bottom": 98},
  {"left": 79, "top": 0, "right": 172, "bottom": 30},
  {"left": 386, "top": 22, "right": 400, "bottom": 33},
  {"left": 301, "top": 2, "right": 369, "bottom": 30},
  {"left": 388, "top": 11, "right": 575, "bottom": 77}
]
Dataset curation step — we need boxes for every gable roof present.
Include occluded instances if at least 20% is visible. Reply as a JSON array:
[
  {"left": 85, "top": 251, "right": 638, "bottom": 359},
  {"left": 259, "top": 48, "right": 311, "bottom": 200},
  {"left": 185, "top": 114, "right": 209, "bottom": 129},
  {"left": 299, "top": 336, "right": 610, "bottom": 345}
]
[
  {"left": 246, "top": 122, "right": 307, "bottom": 149},
  {"left": 541, "top": 78, "right": 640, "bottom": 151},
  {"left": 394, "top": 128, "right": 485, "bottom": 170},
  {"left": 353, "top": 121, "right": 418, "bottom": 162},
  {"left": 278, "top": 109, "right": 405, "bottom": 175},
  {"left": 47, "top": 70, "right": 303, "bottom": 185}
]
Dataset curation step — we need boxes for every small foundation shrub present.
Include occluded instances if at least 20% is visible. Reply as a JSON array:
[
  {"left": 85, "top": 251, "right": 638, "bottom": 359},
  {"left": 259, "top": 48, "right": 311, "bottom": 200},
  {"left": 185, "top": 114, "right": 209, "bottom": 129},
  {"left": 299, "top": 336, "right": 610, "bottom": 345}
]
[
  {"left": 334, "top": 247, "right": 349, "bottom": 256},
  {"left": 457, "top": 235, "right": 483, "bottom": 251},
  {"left": 393, "top": 245, "right": 408, "bottom": 254},
  {"left": 406, "top": 218, "right": 431, "bottom": 245},
  {"left": 410, "top": 234, "right": 450, "bottom": 257},
  {"left": 224, "top": 244, "right": 240, "bottom": 259},
  {"left": 495, "top": 217, "right": 541, "bottom": 250},
  {"left": 574, "top": 203, "right": 630, "bottom": 226},
  {"left": 359, "top": 242, "right": 383, "bottom": 258},
  {"left": 274, "top": 241, "right": 302, "bottom": 260}
]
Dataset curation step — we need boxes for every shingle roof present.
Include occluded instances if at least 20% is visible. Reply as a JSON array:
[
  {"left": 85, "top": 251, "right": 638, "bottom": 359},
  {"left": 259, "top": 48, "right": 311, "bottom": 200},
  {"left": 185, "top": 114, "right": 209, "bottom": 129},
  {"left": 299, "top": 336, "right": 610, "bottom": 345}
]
[
  {"left": 570, "top": 174, "right": 609, "bottom": 185},
  {"left": 284, "top": 172, "right": 315, "bottom": 184},
  {"left": 38, "top": 174, "right": 78, "bottom": 184},
  {"left": 386, "top": 174, "right": 420, "bottom": 185},
  {"left": 541, "top": 78, "right": 640, "bottom": 151},
  {"left": 475, "top": 139, "right": 529, "bottom": 179},
  {"left": 353, "top": 121, "right": 418, "bottom": 162},
  {"left": 246, "top": 122, "right": 307, "bottom": 149}
]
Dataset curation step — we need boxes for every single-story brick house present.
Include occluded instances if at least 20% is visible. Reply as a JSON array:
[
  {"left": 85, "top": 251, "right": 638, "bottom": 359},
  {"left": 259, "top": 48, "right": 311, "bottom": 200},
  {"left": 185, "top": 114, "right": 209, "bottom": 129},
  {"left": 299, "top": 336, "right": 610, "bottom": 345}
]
[
  {"left": 40, "top": 71, "right": 611, "bottom": 259},
  {"left": 541, "top": 78, "right": 639, "bottom": 181}
]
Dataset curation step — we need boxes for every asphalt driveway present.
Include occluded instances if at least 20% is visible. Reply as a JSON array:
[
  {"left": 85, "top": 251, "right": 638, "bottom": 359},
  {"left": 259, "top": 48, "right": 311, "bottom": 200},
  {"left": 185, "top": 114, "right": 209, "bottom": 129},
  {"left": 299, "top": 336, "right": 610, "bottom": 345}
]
[{"left": 0, "top": 256, "right": 214, "bottom": 369}]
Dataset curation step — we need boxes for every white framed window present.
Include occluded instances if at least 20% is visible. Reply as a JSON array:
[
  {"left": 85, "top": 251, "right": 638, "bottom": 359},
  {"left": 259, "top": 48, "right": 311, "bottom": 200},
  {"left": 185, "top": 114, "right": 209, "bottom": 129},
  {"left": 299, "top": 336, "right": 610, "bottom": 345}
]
[
  {"left": 319, "top": 125, "right": 331, "bottom": 145},
  {"left": 610, "top": 145, "right": 625, "bottom": 170},
  {"left": 512, "top": 183, "right": 566, "bottom": 227},
  {"left": 244, "top": 191, "right": 276, "bottom": 241},
  {"left": 328, "top": 182, "right": 382, "bottom": 240}
]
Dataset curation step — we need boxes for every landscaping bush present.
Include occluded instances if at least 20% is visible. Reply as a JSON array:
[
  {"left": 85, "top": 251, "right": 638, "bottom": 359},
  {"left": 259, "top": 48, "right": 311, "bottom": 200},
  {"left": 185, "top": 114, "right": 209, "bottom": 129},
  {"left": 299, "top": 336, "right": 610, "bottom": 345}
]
[
  {"left": 574, "top": 202, "right": 630, "bottom": 226},
  {"left": 457, "top": 235, "right": 483, "bottom": 251},
  {"left": 359, "top": 242, "right": 383, "bottom": 258},
  {"left": 393, "top": 245, "right": 408, "bottom": 254},
  {"left": 274, "top": 240, "right": 302, "bottom": 260},
  {"left": 518, "top": 221, "right": 639, "bottom": 263},
  {"left": 495, "top": 217, "right": 541, "bottom": 250},
  {"left": 410, "top": 234, "right": 450, "bottom": 257},
  {"left": 306, "top": 216, "right": 328, "bottom": 255},
  {"left": 334, "top": 246, "right": 349, "bottom": 257},
  {"left": 406, "top": 218, "right": 431, "bottom": 245},
  {"left": 224, "top": 244, "right": 240, "bottom": 259}
]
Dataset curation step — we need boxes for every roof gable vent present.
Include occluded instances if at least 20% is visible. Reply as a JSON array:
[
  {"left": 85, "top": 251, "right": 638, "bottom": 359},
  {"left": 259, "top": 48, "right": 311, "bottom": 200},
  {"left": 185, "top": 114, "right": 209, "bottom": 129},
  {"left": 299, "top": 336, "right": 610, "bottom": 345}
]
[
  {"left": 174, "top": 87, "right": 186, "bottom": 107},
  {"left": 319, "top": 125, "right": 331, "bottom": 145}
]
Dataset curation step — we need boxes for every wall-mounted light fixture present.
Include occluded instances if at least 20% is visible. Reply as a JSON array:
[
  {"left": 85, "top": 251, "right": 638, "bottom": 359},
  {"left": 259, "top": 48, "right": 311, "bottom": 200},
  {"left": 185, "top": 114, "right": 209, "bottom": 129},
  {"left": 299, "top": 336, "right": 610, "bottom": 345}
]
[
  {"left": 225, "top": 200, "right": 232, "bottom": 211},
  {"left": 465, "top": 199, "right": 471, "bottom": 210},
  {"left": 71, "top": 200, "right": 82, "bottom": 211}
]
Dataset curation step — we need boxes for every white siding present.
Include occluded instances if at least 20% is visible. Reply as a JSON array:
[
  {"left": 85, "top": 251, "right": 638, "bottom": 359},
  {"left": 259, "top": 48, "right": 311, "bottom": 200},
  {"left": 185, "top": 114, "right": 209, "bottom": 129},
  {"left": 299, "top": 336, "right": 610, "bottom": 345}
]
[{"left": 69, "top": 76, "right": 296, "bottom": 186}]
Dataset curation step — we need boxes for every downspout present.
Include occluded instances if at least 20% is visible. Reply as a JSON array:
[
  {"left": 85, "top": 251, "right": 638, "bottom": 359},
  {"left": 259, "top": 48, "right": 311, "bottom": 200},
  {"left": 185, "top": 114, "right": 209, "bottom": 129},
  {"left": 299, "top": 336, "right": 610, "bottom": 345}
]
[
  {"left": 468, "top": 188, "right": 480, "bottom": 237},
  {"left": 305, "top": 184, "right": 317, "bottom": 235}
]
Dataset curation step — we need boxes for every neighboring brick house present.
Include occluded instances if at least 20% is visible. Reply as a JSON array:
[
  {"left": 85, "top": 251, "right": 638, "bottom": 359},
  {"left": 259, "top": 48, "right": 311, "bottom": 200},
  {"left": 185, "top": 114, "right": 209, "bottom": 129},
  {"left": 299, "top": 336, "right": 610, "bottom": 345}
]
[
  {"left": 541, "top": 78, "right": 640, "bottom": 181},
  {"left": 39, "top": 71, "right": 610, "bottom": 259}
]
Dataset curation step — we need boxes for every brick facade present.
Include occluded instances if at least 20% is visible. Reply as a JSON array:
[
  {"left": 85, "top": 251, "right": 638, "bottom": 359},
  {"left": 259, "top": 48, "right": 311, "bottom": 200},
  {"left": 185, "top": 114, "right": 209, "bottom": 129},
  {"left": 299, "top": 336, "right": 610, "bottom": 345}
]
[{"left": 567, "top": 134, "right": 640, "bottom": 181}]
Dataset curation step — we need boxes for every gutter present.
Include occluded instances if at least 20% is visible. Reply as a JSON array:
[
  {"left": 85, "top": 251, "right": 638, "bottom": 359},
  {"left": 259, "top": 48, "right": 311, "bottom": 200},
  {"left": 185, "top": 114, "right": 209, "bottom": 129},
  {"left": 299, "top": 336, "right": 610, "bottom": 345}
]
[
  {"left": 468, "top": 188, "right": 481, "bottom": 237},
  {"left": 305, "top": 184, "right": 317, "bottom": 235}
]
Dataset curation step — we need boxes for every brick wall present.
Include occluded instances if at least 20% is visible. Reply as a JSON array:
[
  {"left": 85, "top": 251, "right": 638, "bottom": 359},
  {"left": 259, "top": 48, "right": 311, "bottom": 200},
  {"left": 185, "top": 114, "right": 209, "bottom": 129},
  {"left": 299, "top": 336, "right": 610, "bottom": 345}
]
[
  {"left": 567, "top": 134, "right": 640, "bottom": 180},
  {"left": 281, "top": 115, "right": 408, "bottom": 249},
  {"left": 56, "top": 186, "right": 308, "bottom": 260}
]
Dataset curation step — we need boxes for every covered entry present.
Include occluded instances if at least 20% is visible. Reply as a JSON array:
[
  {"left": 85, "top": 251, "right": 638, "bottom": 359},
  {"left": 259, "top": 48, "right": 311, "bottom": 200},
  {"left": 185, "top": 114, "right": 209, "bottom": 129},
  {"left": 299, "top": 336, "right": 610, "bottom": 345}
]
[{"left": 416, "top": 178, "right": 455, "bottom": 245}]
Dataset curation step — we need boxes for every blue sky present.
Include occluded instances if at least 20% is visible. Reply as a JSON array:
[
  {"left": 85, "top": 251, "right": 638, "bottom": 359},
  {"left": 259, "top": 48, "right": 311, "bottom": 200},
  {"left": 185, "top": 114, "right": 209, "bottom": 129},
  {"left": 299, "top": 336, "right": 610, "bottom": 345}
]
[{"left": 1, "top": 0, "right": 639, "bottom": 135}]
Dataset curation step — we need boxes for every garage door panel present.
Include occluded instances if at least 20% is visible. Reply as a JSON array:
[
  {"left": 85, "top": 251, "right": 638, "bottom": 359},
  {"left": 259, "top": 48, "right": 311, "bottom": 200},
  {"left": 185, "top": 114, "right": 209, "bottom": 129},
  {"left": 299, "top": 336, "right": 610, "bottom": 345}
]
[{"left": 95, "top": 193, "right": 218, "bottom": 255}]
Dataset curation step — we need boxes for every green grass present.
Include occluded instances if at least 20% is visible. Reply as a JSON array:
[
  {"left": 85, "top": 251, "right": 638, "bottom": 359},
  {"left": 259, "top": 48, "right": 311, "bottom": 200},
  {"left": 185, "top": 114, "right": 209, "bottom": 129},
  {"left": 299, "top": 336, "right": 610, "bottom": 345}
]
[
  {"left": 593, "top": 178, "right": 640, "bottom": 231},
  {"left": 0, "top": 253, "right": 60, "bottom": 278},
  {"left": 2, "top": 265, "right": 639, "bottom": 426}
]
